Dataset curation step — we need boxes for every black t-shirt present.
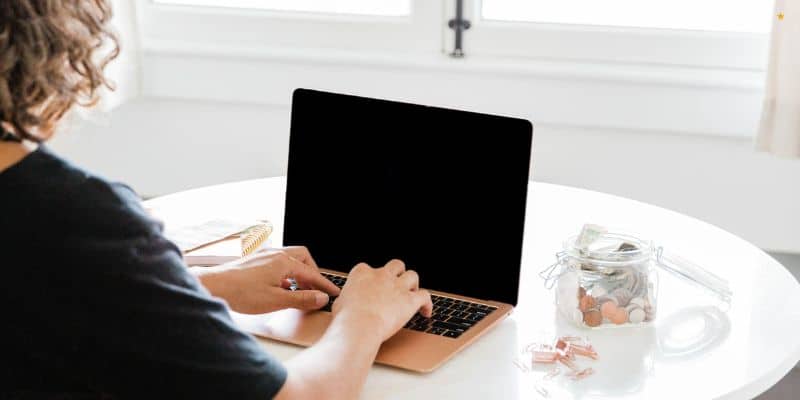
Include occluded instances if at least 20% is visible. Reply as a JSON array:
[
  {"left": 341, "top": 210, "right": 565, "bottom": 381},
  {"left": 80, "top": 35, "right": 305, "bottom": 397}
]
[{"left": 0, "top": 146, "right": 287, "bottom": 399}]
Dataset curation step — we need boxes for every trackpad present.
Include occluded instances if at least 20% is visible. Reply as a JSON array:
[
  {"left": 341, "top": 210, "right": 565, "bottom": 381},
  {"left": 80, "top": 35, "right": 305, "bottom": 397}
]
[{"left": 230, "top": 308, "right": 333, "bottom": 347}]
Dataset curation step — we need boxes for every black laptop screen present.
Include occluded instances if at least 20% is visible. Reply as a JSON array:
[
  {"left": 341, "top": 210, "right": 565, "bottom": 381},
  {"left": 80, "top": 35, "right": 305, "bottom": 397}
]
[{"left": 283, "top": 89, "right": 532, "bottom": 306}]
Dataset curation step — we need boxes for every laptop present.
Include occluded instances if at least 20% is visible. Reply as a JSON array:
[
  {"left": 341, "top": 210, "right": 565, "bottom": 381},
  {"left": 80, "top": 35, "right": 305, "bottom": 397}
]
[{"left": 246, "top": 88, "right": 532, "bottom": 373}]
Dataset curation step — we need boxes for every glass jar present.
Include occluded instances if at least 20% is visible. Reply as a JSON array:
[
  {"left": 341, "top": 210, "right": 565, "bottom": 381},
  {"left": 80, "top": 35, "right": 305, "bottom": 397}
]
[{"left": 542, "top": 227, "right": 731, "bottom": 329}]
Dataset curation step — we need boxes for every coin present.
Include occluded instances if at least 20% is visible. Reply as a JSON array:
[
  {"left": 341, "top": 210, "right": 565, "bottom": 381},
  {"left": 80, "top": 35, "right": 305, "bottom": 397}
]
[
  {"left": 600, "top": 301, "right": 618, "bottom": 319},
  {"left": 583, "top": 309, "right": 603, "bottom": 327},
  {"left": 610, "top": 308, "right": 629, "bottom": 325},
  {"left": 579, "top": 295, "right": 597, "bottom": 312},
  {"left": 629, "top": 308, "right": 646, "bottom": 324}
]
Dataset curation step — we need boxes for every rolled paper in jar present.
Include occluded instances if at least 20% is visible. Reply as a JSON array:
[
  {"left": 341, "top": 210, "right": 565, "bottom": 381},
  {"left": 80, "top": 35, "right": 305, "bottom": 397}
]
[
  {"left": 624, "top": 270, "right": 639, "bottom": 293},
  {"left": 625, "top": 304, "right": 641, "bottom": 313},
  {"left": 644, "top": 305, "right": 655, "bottom": 321},
  {"left": 591, "top": 286, "right": 608, "bottom": 297},
  {"left": 634, "top": 271, "right": 652, "bottom": 296},
  {"left": 577, "top": 224, "right": 607, "bottom": 250},
  {"left": 612, "top": 288, "right": 633, "bottom": 307},
  {"left": 629, "top": 297, "right": 646, "bottom": 308}
]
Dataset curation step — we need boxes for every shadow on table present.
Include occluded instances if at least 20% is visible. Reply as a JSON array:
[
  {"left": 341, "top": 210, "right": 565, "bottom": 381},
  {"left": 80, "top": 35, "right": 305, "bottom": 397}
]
[
  {"left": 655, "top": 306, "right": 731, "bottom": 362},
  {"left": 554, "top": 306, "right": 730, "bottom": 399}
]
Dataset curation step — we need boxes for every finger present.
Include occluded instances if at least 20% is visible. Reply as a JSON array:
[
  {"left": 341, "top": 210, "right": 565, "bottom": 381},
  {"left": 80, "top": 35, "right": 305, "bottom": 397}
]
[
  {"left": 398, "top": 270, "right": 419, "bottom": 290},
  {"left": 283, "top": 246, "right": 320, "bottom": 270},
  {"left": 349, "top": 262, "right": 372, "bottom": 275},
  {"left": 287, "top": 258, "right": 341, "bottom": 295},
  {"left": 415, "top": 289, "right": 434, "bottom": 318},
  {"left": 384, "top": 259, "right": 406, "bottom": 277},
  {"left": 279, "top": 289, "right": 330, "bottom": 310}
]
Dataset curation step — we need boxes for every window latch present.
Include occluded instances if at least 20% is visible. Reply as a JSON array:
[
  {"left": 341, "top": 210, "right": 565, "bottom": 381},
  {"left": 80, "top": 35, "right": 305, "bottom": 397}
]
[{"left": 448, "top": 0, "right": 470, "bottom": 58}]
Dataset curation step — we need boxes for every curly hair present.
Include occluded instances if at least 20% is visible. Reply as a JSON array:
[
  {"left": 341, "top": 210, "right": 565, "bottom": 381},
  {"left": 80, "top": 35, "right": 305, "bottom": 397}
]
[{"left": 0, "top": 0, "right": 119, "bottom": 142}]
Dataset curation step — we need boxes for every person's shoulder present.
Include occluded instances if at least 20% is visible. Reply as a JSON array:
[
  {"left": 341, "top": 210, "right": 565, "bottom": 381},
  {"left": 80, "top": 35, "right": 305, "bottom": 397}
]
[
  {"left": 77, "top": 172, "right": 160, "bottom": 238},
  {"left": 1, "top": 146, "right": 188, "bottom": 282},
  {"left": 2, "top": 146, "right": 161, "bottom": 240}
]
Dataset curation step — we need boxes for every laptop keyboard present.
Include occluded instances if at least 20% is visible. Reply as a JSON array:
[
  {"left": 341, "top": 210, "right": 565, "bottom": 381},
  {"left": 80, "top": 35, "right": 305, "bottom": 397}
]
[{"left": 319, "top": 272, "right": 497, "bottom": 339}]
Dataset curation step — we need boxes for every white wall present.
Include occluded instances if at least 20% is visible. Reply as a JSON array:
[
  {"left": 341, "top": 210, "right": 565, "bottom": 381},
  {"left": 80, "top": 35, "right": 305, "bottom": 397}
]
[
  {"left": 52, "top": 99, "right": 290, "bottom": 195},
  {"left": 50, "top": 96, "right": 800, "bottom": 253}
]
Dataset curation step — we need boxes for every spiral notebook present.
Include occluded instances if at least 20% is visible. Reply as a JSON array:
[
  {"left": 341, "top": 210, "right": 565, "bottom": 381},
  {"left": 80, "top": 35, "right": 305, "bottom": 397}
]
[{"left": 165, "top": 219, "right": 273, "bottom": 266}]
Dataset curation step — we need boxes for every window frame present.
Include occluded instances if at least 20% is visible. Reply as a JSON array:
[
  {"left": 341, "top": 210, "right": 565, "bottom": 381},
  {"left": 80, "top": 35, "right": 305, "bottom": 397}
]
[
  {"left": 136, "top": 0, "right": 766, "bottom": 142},
  {"left": 447, "top": 0, "right": 770, "bottom": 71},
  {"left": 140, "top": 0, "right": 770, "bottom": 71},
  {"left": 136, "top": 0, "right": 444, "bottom": 55}
]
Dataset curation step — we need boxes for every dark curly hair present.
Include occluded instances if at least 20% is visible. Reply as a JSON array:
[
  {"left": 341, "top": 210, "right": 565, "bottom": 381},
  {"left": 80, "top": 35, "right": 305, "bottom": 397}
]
[{"left": 0, "top": 0, "right": 119, "bottom": 142}]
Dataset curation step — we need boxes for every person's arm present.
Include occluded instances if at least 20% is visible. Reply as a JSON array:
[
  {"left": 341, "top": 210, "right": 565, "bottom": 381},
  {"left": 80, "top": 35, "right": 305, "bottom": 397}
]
[
  {"left": 275, "top": 312, "right": 383, "bottom": 399},
  {"left": 193, "top": 250, "right": 432, "bottom": 399},
  {"left": 40, "top": 229, "right": 294, "bottom": 399},
  {"left": 192, "top": 246, "right": 341, "bottom": 314},
  {"left": 277, "top": 260, "right": 433, "bottom": 400}
]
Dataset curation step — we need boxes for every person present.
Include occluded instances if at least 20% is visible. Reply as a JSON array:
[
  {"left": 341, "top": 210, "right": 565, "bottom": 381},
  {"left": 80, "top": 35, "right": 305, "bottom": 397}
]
[{"left": 0, "top": 1, "right": 433, "bottom": 398}]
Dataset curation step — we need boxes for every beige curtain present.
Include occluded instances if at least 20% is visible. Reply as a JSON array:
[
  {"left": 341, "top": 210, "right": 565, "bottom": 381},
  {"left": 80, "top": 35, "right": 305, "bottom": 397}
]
[{"left": 757, "top": 0, "right": 800, "bottom": 158}]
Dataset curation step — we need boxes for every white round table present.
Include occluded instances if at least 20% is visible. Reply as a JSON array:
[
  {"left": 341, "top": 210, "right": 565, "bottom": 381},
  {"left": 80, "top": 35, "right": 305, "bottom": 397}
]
[{"left": 145, "top": 177, "right": 800, "bottom": 399}]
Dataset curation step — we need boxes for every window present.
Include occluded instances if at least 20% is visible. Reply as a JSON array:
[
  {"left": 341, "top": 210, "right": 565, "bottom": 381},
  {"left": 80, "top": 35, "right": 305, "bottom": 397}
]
[
  {"left": 140, "top": 0, "right": 770, "bottom": 70},
  {"left": 480, "top": 0, "right": 772, "bottom": 33},
  {"left": 152, "top": 0, "right": 411, "bottom": 17},
  {"left": 138, "top": 0, "right": 440, "bottom": 55},
  {"left": 450, "top": 0, "right": 771, "bottom": 70},
  {"left": 139, "top": 0, "right": 766, "bottom": 139}
]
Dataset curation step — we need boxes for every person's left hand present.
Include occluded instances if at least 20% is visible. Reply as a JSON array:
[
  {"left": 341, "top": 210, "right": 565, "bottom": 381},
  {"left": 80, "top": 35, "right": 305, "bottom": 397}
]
[{"left": 195, "top": 246, "right": 341, "bottom": 314}]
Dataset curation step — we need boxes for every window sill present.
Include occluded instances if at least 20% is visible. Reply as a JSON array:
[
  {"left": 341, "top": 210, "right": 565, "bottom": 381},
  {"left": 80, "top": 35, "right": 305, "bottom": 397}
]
[
  {"left": 142, "top": 39, "right": 766, "bottom": 138},
  {"left": 146, "top": 39, "right": 764, "bottom": 90}
]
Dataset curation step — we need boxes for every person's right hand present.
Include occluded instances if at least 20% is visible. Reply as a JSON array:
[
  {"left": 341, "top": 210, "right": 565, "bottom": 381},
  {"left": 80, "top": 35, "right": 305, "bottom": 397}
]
[{"left": 332, "top": 259, "right": 433, "bottom": 342}]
